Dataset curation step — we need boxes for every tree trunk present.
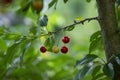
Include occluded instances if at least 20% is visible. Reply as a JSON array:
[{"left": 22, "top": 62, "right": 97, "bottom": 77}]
[{"left": 96, "top": 0, "right": 120, "bottom": 79}]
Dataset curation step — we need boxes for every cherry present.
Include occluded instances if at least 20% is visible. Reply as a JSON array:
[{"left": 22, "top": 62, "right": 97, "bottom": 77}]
[
  {"left": 40, "top": 46, "right": 46, "bottom": 53},
  {"left": 3, "top": 0, "right": 13, "bottom": 4},
  {"left": 52, "top": 46, "right": 59, "bottom": 54},
  {"left": 33, "top": 0, "right": 43, "bottom": 11},
  {"left": 61, "top": 46, "right": 68, "bottom": 54},
  {"left": 62, "top": 36, "right": 70, "bottom": 44}
]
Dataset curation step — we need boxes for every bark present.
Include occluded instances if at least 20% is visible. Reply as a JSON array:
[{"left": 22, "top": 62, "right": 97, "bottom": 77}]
[{"left": 96, "top": 0, "right": 120, "bottom": 80}]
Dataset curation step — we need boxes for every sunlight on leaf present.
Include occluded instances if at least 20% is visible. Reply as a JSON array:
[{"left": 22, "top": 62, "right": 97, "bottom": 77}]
[
  {"left": 74, "top": 64, "right": 93, "bottom": 80},
  {"left": 92, "top": 65, "right": 101, "bottom": 77},
  {"left": 75, "top": 54, "right": 98, "bottom": 67}
]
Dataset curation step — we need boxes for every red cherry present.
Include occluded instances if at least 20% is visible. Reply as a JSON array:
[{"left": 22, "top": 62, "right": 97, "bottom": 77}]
[
  {"left": 3, "top": 0, "right": 13, "bottom": 4},
  {"left": 40, "top": 46, "right": 47, "bottom": 53},
  {"left": 61, "top": 46, "right": 68, "bottom": 54},
  {"left": 62, "top": 36, "right": 70, "bottom": 44}
]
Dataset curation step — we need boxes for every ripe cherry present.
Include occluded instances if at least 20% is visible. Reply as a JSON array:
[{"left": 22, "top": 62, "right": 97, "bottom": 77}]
[
  {"left": 52, "top": 46, "right": 59, "bottom": 54},
  {"left": 62, "top": 36, "right": 70, "bottom": 44},
  {"left": 61, "top": 46, "right": 68, "bottom": 54},
  {"left": 3, "top": 0, "right": 13, "bottom": 4},
  {"left": 40, "top": 46, "right": 46, "bottom": 53},
  {"left": 33, "top": 0, "right": 43, "bottom": 11}
]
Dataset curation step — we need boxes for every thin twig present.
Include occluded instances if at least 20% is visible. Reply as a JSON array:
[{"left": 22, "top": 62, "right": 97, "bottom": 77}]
[{"left": 42, "top": 17, "right": 98, "bottom": 36}]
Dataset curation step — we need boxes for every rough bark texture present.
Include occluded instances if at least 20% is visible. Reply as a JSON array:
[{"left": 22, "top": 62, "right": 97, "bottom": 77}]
[{"left": 96, "top": 0, "right": 120, "bottom": 80}]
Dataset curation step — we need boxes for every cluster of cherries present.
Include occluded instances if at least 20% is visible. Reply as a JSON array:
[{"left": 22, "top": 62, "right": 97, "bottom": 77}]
[{"left": 40, "top": 36, "right": 70, "bottom": 54}]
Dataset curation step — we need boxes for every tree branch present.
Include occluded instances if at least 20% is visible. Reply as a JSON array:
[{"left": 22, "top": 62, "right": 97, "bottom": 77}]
[{"left": 42, "top": 17, "right": 98, "bottom": 36}]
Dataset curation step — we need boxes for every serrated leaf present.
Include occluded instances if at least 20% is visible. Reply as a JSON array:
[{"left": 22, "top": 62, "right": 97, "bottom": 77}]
[
  {"left": 74, "top": 64, "right": 92, "bottom": 80},
  {"left": 49, "top": 0, "right": 58, "bottom": 8},
  {"left": 75, "top": 54, "right": 98, "bottom": 67},
  {"left": 103, "top": 63, "right": 114, "bottom": 79},
  {"left": 92, "top": 65, "right": 101, "bottom": 77},
  {"left": 63, "top": 0, "right": 68, "bottom": 3},
  {"left": 90, "top": 31, "right": 101, "bottom": 42},
  {"left": 89, "top": 37, "right": 102, "bottom": 53},
  {"left": 65, "top": 26, "right": 75, "bottom": 31}
]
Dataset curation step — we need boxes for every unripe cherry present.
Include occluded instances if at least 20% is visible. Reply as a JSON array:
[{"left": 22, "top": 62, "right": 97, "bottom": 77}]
[
  {"left": 33, "top": 0, "right": 43, "bottom": 11},
  {"left": 40, "top": 46, "right": 47, "bottom": 53},
  {"left": 62, "top": 36, "right": 70, "bottom": 44},
  {"left": 52, "top": 46, "right": 59, "bottom": 54},
  {"left": 61, "top": 46, "right": 68, "bottom": 54}
]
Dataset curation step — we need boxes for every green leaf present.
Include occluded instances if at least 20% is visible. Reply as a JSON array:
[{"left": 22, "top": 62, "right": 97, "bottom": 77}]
[
  {"left": 5, "top": 37, "right": 26, "bottom": 65},
  {"left": 86, "top": 0, "right": 91, "bottom": 3},
  {"left": 101, "top": 77, "right": 112, "bottom": 80},
  {"left": 117, "top": 0, "right": 120, "bottom": 6},
  {"left": 49, "top": 0, "right": 58, "bottom": 8},
  {"left": 63, "top": 0, "right": 68, "bottom": 3},
  {"left": 74, "top": 64, "right": 92, "bottom": 80},
  {"left": 20, "top": 0, "right": 31, "bottom": 12},
  {"left": 39, "top": 15, "right": 48, "bottom": 26},
  {"left": 91, "top": 73, "right": 104, "bottom": 80},
  {"left": 29, "top": 26, "right": 37, "bottom": 35},
  {"left": 92, "top": 65, "right": 101, "bottom": 77},
  {"left": 0, "top": 27, "right": 6, "bottom": 35},
  {"left": 103, "top": 63, "right": 114, "bottom": 79},
  {"left": 5, "top": 43, "right": 20, "bottom": 65},
  {"left": 75, "top": 54, "right": 98, "bottom": 67},
  {"left": 89, "top": 37, "right": 102, "bottom": 53},
  {"left": 20, "top": 42, "right": 31, "bottom": 63},
  {"left": 65, "top": 26, "right": 75, "bottom": 31},
  {"left": 0, "top": 39, "right": 7, "bottom": 51},
  {"left": 3, "top": 33, "right": 21, "bottom": 40},
  {"left": 115, "top": 54, "right": 120, "bottom": 65},
  {"left": 44, "top": 36, "right": 55, "bottom": 51},
  {"left": 89, "top": 31, "right": 102, "bottom": 53},
  {"left": 115, "top": 56, "right": 120, "bottom": 65},
  {"left": 90, "top": 31, "right": 101, "bottom": 42}
]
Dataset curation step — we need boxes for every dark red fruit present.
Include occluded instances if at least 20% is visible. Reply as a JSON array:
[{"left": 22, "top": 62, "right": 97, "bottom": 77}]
[
  {"left": 61, "top": 46, "right": 68, "bottom": 54},
  {"left": 3, "top": 0, "right": 13, "bottom": 4},
  {"left": 62, "top": 36, "right": 70, "bottom": 44},
  {"left": 40, "top": 46, "right": 47, "bottom": 53}
]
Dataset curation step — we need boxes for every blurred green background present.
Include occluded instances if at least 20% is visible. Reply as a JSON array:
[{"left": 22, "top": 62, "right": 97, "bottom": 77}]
[{"left": 0, "top": 0, "right": 106, "bottom": 80}]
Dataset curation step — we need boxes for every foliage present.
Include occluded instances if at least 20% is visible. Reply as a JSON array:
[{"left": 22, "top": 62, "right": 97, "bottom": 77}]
[{"left": 0, "top": 0, "right": 120, "bottom": 80}]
